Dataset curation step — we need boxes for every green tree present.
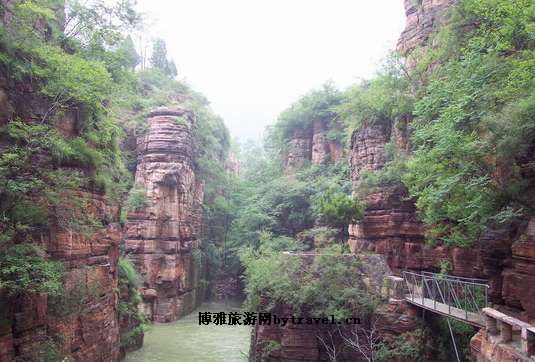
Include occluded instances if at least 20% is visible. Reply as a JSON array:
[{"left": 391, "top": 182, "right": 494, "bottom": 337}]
[
  {"left": 150, "top": 38, "right": 177, "bottom": 78},
  {"left": 119, "top": 35, "right": 140, "bottom": 69},
  {"left": 150, "top": 38, "right": 168, "bottom": 71}
]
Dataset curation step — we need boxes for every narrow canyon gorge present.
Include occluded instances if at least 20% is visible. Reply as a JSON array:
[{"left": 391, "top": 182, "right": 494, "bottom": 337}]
[{"left": 0, "top": 0, "right": 534, "bottom": 361}]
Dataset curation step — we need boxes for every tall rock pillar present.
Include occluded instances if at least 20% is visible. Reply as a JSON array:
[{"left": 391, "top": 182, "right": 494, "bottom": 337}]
[{"left": 125, "top": 107, "right": 205, "bottom": 323}]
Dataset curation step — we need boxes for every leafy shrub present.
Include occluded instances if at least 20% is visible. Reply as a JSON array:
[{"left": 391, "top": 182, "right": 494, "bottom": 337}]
[
  {"left": 240, "top": 243, "right": 376, "bottom": 318},
  {"left": 374, "top": 330, "right": 425, "bottom": 362},
  {"left": 312, "top": 190, "right": 364, "bottom": 228},
  {"left": 335, "top": 57, "right": 414, "bottom": 137},
  {"left": 120, "top": 325, "right": 145, "bottom": 349},
  {"left": 126, "top": 184, "right": 146, "bottom": 211},
  {"left": 267, "top": 82, "right": 344, "bottom": 156},
  {"left": 118, "top": 257, "right": 145, "bottom": 324},
  {"left": 0, "top": 243, "right": 63, "bottom": 296}
]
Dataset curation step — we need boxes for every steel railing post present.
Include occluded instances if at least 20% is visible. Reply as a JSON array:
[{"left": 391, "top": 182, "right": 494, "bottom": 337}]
[
  {"left": 422, "top": 272, "right": 424, "bottom": 306},
  {"left": 448, "top": 280, "right": 451, "bottom": 315}
]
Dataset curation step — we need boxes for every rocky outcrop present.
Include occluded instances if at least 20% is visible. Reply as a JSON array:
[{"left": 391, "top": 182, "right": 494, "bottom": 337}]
[
  {"left": 249, "top": 254, "right": 421, "bottom": 362},
  {"left": 284, "top": 119, "right": 343, "bottom": 174},
  {"left": 345, "top": 120, "right": 535, "bottom": 321},
  {"left": 470, "top": 307, "right": 535, "bottom": 362},
  {"left": 397, "top": 0, "right": 457, "bottom": 56},
  {"left": 348, "top": 123, "right": 389, "bottom": 184},
  {"left": 0, "top": 63, "right": 125, "bottom": 360},
  {"left": 0, "top": 191, "right": 123, "bottom": 361},
  {"left": 471, "top": 331, "right": 530, "bottom": 362},
  {"left": 284, "top": 128, "right": 312, "bottom": 174},
  {"left": 311, "top": 120, "right": 343, "bottom": 165},
  {"left": 46, "top": 215, "right": 123, "bottom": 361},
  {"left": 501, "top": 220, "right": 535, "bottom": 320},
  {"left": 346, "top": 0, "right": 535, "bottom": 324},
  {"left": 125, "top": 107, "right": 205, "bottom": 323},
  {"left": 348, "top": 122, "right": 425, "bottom": 270}
]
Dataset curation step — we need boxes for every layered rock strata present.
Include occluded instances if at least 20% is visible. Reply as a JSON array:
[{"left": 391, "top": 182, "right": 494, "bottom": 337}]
[
  {"left": 471, "top": 307, "right": 535, "bottom": 362},
  {"left": 347, "top": 122, "right": 426, "bottom": 272},
  {"left": 348, "top": 0, "right": 535, "bottom": 325},
  {"left": 0, "top": 195, "right": 123, "bottom": 361},
  {"left": 397, "top": 0, "right": 457, "bottom": 56},
  {"left": 125, "top": 108, "right": 205, "bottom": 323},
  {"left": 0, "top": 70, "right": 124, "bottom": 360},
  {"left": 346, "top": 119, "right": 535, "bottom": 323},
  {"left": 284, "top": 119, "right": 343, "bottom": 174}
]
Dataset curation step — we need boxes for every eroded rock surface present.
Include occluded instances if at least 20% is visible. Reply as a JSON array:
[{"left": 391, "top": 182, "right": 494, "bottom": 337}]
[
  {"left": 346, "top": 121, "right": 535, "bottom": 321},
  {"left": 284, "top": 119, "right": 343, "bottom": 174},
  {"left": 0, "top": 193, "right": 123, "bottom": 361},
  {"left": 125, "top": 108, "right": 204, "bottom": 323},
  {"left": 397, "top": 0, "right": 457, "bottom": 56}
]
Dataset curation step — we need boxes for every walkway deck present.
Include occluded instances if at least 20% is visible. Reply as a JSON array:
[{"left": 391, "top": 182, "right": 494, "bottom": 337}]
[
  {"left": 402, "top": 271, "right": 488, "bottom": 328},
  {"left": 405, "top": 295, "right": 485, "bottom": 327}
]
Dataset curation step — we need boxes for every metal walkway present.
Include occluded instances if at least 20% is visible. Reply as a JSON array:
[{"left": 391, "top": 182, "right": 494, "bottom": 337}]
[{"left": 402, "top": 271, "right": 489, "bottom": 327}]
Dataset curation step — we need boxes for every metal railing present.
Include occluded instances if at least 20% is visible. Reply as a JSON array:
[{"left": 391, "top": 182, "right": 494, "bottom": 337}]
[{"left": 402, "top": 270, "right": 489, "bottom": 324}]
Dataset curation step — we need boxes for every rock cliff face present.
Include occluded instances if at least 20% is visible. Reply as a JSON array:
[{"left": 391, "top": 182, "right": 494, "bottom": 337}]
[
  {"left": 284, "top": 128, "right": 312, "bottom": 174},
  {"left": 347, "top": 122, "right": 425, "bottom": 271},
  {"left": 347, "top": 0, "right": 535, "bottom": 325},
  {"left": 125, "top": 108, "right": 205, "bottom": 323},
  {"left": 284, "top": 119, "right": 343, "bottom": 174},
  {"left": 347, "top": 2, "right": 535, "bottom": 360},
  {"left": 0, "top": 93, "right": 124, "bottom": 361},
  {"left": 346, "top": 118, "right": 535, "bottom": 326},
  {"left": 397, "top": 0, "right": 457, "bottom": 56}
]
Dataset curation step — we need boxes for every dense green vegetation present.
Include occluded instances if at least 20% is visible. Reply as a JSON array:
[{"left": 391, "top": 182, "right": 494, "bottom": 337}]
[
  {"left": 267, "top": 82, "right": 344, "bottom": 153},
  {"left": 240, "top": 243, "right": 376, "bottom": 318},
  {"left": 403, "top": 0, "right": 535, "bottom": 246},
  {"left": 216, "top": 149, "right": 362, "bottom": 277},
  {"left": 0, "top": 243, "right": 63, "bottom": 296},
  {"left": 335, "top": 57, "right": 414, "bottom": 137},
  {"left": 1, "top": 0, "right": 534, "bottom": 360},
  {"left": 233, "top": 1, "right": 534, "bottom": 359},
  {"left": 0, "top": 0, "right": 137, "bottom": 297}
]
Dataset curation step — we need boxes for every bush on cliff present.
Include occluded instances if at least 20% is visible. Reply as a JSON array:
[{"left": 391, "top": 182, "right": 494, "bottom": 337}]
[
  {"left": 240, "top": 243, "right": 377, "bottom": 318},
  {"left": 335, "top": 57, "right": 414, "bottom": 138},
  {"left": 118, "top": 257, "right": 145, "bottom": 326},
  {"left": 118, "top": 257, "right": 145, "bottom": 350},
  {"left": 267, "top": 82, "right": 344, "bottom": 158},
  {"left": 402, "top": 0, "right": 535, "bottom": 246},
  {"left": 0, "top": 0, "right": 140, "bottom": 298},
  {"left": 312, "top": 189, "right": 364, "bottom": 229},
  {"left": 0, "top": 243, "right": 63, "bottom": 296}
]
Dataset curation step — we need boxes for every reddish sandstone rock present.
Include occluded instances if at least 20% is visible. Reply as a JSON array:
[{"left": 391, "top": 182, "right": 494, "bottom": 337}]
[
  {"left": 471, "top": 330, "right": 530, "bottom": 362},
  {"left": 348, "top": 123, "right": 426, "bottom": 274},
  {"left": 346, "top": 121, "right": 518, "bottom": 312},
  {"left": 349, "top": 123, "right": 389, "bottom": 183},
  {"left": 284, "top": 128, "right": 313, "bottom": 174},
  {"left": 0, "top": 215, "right": 123, "bottom": 361},
  {"left": 283, "top": 119, "right": 343, "bottom": 174},
  {"left": 397, "top": 0, "right": 457, "bottom": 56},
  {"left": 125, "top": 107, "right": 204, "bottom": 323}
]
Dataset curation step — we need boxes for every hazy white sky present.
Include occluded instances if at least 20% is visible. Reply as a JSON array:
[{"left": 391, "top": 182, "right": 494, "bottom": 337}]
[{"left": 136, "top": 0, "right": 406, "bottom": 141}]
